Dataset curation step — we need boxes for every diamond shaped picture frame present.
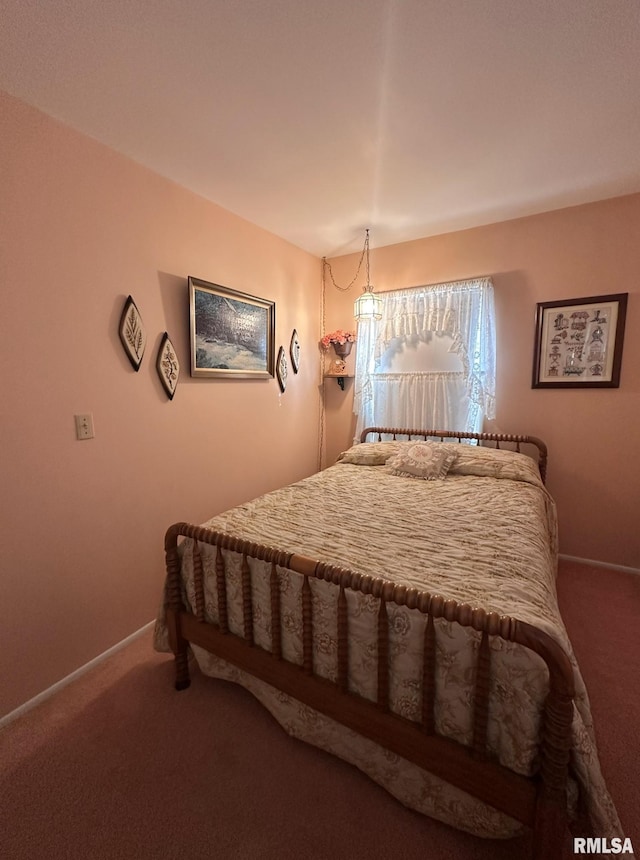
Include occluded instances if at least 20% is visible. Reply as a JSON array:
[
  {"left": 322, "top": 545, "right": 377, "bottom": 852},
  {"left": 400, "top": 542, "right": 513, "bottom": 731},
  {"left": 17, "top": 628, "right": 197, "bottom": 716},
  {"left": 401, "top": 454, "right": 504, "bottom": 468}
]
[
  {"left": 156, "top": 332, "right": 180, "bottom": 400},
  {"left": 290, "top": 329, "right": 300, "bottom": 374},
  {"left": 276, "top": 345, "right": 287, "bottom": 392},
  {"left": 118, "top": 295, "right": 147, "bottom": 371}
]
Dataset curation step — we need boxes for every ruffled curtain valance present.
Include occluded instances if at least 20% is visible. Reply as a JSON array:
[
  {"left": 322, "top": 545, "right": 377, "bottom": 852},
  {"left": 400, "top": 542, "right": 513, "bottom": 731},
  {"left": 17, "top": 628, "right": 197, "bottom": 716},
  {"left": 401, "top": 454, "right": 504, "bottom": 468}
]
[{"left": 354, "top": 278, "right": 496, "bottom": 438}]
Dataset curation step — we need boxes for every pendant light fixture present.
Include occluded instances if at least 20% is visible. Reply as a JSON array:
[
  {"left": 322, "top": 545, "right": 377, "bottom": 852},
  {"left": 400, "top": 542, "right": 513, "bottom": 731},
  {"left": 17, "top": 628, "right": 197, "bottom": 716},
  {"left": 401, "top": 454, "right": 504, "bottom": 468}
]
[
  {"left": 322, "top": 229, "right": 383, "bottom": 323},
  {"left": 353, "top": 229, "right": 382, "bottom": 321}
]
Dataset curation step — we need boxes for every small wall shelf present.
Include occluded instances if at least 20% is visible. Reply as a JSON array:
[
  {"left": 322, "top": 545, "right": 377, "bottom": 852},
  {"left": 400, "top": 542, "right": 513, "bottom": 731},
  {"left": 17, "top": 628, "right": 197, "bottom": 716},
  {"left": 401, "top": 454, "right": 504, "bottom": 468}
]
[{"left": 324, "top": 374, "right": 355, "bottom": 391}]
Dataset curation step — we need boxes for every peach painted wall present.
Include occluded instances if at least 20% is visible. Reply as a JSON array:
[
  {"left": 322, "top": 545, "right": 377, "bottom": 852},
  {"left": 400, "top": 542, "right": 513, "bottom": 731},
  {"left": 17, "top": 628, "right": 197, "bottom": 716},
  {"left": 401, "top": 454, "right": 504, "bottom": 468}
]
[
  {"left": 323, "top": 196, "right": 640, "bottom": 570},
  {"left": 0, "top": 91, "right": 322, "bottom": 717}
]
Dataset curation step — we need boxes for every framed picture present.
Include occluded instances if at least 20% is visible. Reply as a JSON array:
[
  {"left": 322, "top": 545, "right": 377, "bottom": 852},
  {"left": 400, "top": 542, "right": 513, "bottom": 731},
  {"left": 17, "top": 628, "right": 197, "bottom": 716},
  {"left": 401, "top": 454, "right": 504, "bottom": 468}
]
[
  {"left": 189, "top": 276, "right": 275, "bottom": 379},
  {"left": 290, "top": 329, "right": 300, "bottom": 373},
  {"left": 532, "top": 293, "right": 628, "bottom": 388},
  {"left": 156, "top": 332, "right": 180, "bottom": 400},
  {"left": 118, "top": 295, "right": 147, "bottom": 371},
  {"left": 276, "top": 345, "right": 287, "bottom": 392}
]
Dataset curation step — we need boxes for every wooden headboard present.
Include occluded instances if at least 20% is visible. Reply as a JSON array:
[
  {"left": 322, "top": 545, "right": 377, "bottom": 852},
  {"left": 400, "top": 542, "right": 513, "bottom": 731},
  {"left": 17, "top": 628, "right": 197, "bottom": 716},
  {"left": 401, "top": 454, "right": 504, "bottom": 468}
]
[{"left": 359, "top": 427, "right": 548, "bottom": 484}]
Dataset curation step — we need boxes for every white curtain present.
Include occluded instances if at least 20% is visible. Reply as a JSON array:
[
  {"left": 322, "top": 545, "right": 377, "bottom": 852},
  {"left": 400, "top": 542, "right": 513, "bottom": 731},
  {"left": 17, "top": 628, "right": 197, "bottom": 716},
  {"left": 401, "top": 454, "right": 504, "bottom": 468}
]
[{"left": 354, "top": 278, "right": 496, "bottom": 439}]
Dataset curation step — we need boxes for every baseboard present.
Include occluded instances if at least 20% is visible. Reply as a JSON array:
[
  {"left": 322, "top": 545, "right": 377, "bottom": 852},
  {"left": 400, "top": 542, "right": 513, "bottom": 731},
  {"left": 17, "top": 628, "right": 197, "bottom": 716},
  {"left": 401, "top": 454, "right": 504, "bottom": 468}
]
[
  {"left": 559, "top": 554, "right": 640, "bottom": 576},
  {"left": 0, "top": 620, "right": 155, "bottom": 730}
]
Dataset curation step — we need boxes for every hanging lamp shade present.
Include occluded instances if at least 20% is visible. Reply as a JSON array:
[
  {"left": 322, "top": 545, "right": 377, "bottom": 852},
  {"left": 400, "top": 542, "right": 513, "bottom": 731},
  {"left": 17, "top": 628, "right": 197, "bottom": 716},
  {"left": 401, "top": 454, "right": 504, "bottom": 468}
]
[
  {"left": 354, "top": 289, "right": 382, "bottom": 321},
  {"left": 353, "top": 228, "right": 382, "bottom": 321}
]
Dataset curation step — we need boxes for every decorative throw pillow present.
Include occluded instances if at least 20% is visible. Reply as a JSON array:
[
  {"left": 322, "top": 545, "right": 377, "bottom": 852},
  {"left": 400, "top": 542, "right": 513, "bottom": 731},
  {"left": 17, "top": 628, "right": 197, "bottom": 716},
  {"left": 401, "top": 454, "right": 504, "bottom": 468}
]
[
  {"left": 337, "top": 441, "right": 402, "bottom": 466},
  {"left": 386, "top": 442, "right": 457, "bottom": 480}
]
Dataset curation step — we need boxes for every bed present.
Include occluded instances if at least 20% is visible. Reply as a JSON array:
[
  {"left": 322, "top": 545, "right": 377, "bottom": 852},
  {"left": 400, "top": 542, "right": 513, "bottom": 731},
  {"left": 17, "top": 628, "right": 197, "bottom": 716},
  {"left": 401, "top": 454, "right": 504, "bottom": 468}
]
[{"left": 154, "top": 427, "right": 622, "bottom": 858}]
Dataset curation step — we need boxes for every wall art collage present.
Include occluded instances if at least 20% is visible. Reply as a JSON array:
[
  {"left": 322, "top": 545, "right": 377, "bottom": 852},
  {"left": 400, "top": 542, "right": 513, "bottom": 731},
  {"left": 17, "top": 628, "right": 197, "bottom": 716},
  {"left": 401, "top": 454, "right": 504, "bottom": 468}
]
[{"left": 117, "top": 277, "right": 300, "bottom": 399}]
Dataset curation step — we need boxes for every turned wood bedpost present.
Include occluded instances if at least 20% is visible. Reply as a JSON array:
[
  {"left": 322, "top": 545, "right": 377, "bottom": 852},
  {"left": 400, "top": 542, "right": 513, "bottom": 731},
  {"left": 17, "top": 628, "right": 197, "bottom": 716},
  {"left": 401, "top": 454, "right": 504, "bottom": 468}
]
[
  {"left": 241, "top": 553, "right": 254, "bottom": 645},
  {"left": 270, "top": 562, "right": 282, "bottom": 659},
  {"left": 164, "top": 523, "right": 191, "bottom": 690},
  {"left": 472, "top": 630, "right": 491, "bottom": 758},
  {"left": 376, "top": 597, "right": 390, "bottom": 711},
  {"left": 533, "top": 689, "right": 574, "bottom": 860},
  {"left": 421, "top": 613, "right": 436, "bottom": 734},
  {"left": 337, "top": 582, "right": 349, "bottom": 692},
  {"left": 215, "top": 546, "right": 229, "bottom": 634},
  {"left": 515, "top": 621, "right": 575, "bottom": 860},
  {"left": 302, "top": 576, "right": 314, "bottom": 674},
  {"left": 192, "top": 540, "right": 205, "bottom": 622}
]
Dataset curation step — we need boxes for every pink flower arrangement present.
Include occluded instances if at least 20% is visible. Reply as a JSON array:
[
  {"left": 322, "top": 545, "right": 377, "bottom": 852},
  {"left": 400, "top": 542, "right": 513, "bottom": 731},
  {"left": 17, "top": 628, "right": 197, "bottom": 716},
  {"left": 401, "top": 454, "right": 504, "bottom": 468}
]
[{"left": 320, "top": 329, "right": 356, "bottom": 349}]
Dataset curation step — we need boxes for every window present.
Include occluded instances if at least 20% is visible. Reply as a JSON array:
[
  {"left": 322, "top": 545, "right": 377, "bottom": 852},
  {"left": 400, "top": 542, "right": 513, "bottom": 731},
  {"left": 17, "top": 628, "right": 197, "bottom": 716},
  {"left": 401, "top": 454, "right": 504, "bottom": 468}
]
[{"left": 353, "top": 278, "right": 496, "bottom": 437}]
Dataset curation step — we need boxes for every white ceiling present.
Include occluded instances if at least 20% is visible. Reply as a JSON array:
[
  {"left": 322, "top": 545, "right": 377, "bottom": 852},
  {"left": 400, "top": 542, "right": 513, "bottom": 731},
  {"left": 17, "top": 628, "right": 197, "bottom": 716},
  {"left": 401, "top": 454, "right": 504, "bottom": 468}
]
[{"left": 2, "top": 0, "right": 640, "bottom": 257}]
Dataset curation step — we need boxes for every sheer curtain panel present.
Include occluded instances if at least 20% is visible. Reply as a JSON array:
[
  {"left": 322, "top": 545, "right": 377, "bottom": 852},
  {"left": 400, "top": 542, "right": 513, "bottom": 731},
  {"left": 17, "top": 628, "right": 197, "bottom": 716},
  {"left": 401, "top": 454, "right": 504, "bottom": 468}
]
[{"left": 353, "top": 278, "right": 496, "bottom": 438}]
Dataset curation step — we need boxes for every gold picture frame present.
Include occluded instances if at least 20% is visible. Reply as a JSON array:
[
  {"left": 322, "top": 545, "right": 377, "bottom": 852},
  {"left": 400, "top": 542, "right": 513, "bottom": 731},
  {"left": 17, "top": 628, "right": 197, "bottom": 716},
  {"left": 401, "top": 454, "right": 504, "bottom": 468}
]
[{"left": 189, "top": 276, "right": 275, "bottom": 379}]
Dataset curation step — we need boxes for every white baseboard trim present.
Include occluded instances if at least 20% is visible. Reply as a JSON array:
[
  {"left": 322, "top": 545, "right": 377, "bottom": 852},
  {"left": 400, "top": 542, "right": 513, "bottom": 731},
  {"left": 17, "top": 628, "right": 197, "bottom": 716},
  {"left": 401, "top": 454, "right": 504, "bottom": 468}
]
[
  {"left": 0, "top": 620, "right": 155, "bottom": 730},
  {"left": 559, "top": 554, "right": 640, "bottom": 576}
]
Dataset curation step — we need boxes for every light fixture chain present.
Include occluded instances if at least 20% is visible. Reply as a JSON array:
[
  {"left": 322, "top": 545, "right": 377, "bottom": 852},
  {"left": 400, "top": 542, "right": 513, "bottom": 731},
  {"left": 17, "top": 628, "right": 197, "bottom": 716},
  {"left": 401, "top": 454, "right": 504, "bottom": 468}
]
[
  {"left": 365, "top": 229, "right": 370, "bottom": 286},
  {"left": 322, "top": 229, "right": 370, "bottom": 292}
]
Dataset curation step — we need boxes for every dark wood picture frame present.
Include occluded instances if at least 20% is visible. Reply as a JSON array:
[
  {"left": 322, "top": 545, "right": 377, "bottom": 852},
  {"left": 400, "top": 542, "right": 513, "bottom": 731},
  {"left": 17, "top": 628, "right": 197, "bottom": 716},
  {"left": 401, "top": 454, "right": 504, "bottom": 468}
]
[
  {"left": 532, "top": 293, "right": 628, "bottom": 388},
  {"left": 289, "top": 329, "right": 300, "bottom": 374},
  {"left": 118, "top": 295, "right": 147, "bottom": 371},
  {"left": 276, "top": 346, "right": 287, "bottom": 392},
  {"left": 156, "top": 332, "right": 180, "bottom": 400},
  {"left": 188, "top": 276, "right": 275, "bottom": 379}
]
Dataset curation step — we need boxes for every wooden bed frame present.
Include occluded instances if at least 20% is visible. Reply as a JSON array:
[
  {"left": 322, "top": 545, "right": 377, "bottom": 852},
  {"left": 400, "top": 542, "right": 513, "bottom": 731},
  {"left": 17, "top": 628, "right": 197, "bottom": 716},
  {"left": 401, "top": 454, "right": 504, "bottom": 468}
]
[{"left": 164, "top": 428, "right": 573, "bottom": 860}]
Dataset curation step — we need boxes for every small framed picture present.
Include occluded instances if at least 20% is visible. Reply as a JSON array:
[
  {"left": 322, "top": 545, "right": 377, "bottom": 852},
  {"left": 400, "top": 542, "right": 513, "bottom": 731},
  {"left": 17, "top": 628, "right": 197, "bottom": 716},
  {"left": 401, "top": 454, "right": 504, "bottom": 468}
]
[
  {"left": 156, "top": 332, "right": 180, "bottom": 399},
  {"left": 118, "top": 295, "right": 147, "bottom": 371},
  {"left": 276, "top": 346, "right": 287, "bottom": 392},
  {"left": 532, "top": 293, "right": 628, "bottom": 388},
  {"left": 290, "top": 329, "right": 300, "bottom": 373}
]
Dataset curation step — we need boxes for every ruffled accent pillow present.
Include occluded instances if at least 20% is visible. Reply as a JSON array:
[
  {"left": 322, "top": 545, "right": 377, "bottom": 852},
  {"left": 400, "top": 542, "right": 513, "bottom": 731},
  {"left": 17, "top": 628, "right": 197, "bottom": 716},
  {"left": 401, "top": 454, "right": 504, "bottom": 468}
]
[
  {"left": 336, "top": 441, "right": 403, "bottom": 466},
  {"left": 386, "top": 441, "right": 457, "bottom": 480}
]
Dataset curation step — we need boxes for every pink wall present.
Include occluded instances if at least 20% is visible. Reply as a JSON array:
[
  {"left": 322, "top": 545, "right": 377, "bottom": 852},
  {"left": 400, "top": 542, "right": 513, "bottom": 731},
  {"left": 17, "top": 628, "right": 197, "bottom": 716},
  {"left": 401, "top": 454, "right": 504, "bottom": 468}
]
[
  {"left": 2, "top": 87, "right": 638, "bottom": 719},
  {"left": 323, "top": 196, "right": 640, "bottom": 570},
  {"left": 0, "top": 91, "right": 322, "bottom": 717}
]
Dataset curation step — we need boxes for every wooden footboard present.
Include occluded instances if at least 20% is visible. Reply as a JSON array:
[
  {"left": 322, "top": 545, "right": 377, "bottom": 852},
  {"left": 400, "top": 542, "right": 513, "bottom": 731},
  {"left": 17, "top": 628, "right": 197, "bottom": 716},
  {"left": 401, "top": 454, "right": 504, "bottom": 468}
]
[{"left": 164, "top": 519, "right": 574, "bottom": 860}]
